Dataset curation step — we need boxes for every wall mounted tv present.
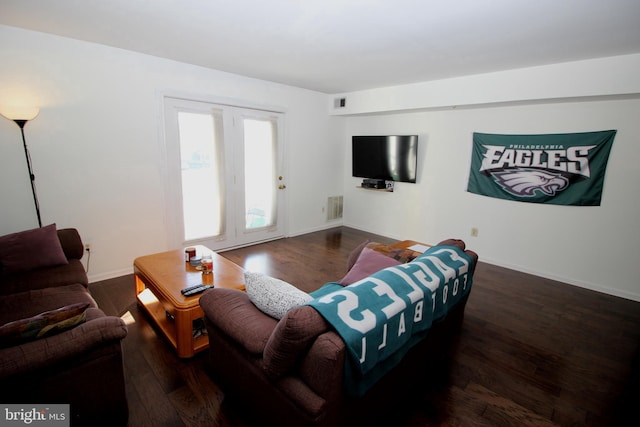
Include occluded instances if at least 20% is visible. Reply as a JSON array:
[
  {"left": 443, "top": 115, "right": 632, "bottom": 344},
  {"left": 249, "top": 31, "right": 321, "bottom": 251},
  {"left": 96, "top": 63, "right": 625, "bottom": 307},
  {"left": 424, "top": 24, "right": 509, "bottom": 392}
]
[{"left": 352, "top": 135, "right": 418, "bottom": 183}]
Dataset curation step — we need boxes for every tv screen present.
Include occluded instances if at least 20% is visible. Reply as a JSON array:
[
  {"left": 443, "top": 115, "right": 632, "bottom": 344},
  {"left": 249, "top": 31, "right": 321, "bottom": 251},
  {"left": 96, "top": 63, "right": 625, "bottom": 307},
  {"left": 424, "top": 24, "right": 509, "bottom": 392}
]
[{"left": 352, "top": 135, "right": 418, "bottom": 183}]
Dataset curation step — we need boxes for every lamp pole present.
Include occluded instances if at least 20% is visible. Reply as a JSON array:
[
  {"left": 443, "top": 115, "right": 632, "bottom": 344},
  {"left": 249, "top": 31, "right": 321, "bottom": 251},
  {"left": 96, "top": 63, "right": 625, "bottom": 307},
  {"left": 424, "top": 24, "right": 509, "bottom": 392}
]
[
  {"left": 14, "top": 119, "right": 42, "bottom": 228},
  {"left": 1, "top": 107, "right": 42, "bottom": 228}
]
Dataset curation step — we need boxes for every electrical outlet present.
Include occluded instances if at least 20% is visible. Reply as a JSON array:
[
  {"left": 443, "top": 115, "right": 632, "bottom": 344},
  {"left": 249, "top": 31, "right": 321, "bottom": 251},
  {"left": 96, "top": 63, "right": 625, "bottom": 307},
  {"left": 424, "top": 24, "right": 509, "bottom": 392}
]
[
  {"left": 84, "top": 243, "right": 92, "bottom": 252},
  {"left": 471, "top": 227, "right": 479, "bottom": 237}
]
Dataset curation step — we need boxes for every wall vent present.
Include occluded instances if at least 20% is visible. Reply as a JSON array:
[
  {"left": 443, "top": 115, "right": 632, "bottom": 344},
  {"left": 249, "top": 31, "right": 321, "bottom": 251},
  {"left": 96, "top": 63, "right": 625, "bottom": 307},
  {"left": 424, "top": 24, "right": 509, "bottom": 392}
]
[{"left": 327, "top": 196, "right": 343, "bottom": 220}]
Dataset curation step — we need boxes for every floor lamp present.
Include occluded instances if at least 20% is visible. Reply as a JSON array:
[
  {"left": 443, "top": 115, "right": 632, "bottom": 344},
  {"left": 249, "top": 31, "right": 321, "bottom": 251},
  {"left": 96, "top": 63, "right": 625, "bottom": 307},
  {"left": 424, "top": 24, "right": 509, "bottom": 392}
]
[{"left": 1, "top": 106, "right": 42, "bottom": 228}]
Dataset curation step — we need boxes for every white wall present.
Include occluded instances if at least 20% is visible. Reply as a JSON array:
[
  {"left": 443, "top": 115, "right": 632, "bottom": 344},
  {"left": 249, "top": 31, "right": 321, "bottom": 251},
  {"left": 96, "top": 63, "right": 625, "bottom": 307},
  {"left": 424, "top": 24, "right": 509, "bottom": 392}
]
[
  {"left": 342, "top": 98, "right": 640, "bottom": 301},
  {"left": 334, "top": 53, "right": 640, "bottom": 302},
  {"left": 0, "top": 25, "right": 344, "bottom": 281}
]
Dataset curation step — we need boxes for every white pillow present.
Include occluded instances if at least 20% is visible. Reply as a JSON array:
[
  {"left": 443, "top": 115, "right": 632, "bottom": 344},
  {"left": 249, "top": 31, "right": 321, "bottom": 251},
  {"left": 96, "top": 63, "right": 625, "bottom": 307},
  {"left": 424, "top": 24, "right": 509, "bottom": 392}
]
[{"left": 244, "top": 271, "right": 312, "bottom": 319}]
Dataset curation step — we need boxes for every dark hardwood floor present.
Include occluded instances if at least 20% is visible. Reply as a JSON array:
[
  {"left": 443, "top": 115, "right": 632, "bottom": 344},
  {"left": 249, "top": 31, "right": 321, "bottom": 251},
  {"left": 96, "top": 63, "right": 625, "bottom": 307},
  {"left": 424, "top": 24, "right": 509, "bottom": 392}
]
[{"left": 89, "top": 227, "right": 640, "bottom": 426}]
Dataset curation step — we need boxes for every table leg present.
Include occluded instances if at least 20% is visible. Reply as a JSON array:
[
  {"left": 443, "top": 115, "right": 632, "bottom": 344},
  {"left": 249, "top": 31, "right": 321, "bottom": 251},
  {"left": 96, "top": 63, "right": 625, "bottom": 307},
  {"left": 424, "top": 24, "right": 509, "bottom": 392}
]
[{"left": 173, "top": 309, "right": 194, "bottom": 358}]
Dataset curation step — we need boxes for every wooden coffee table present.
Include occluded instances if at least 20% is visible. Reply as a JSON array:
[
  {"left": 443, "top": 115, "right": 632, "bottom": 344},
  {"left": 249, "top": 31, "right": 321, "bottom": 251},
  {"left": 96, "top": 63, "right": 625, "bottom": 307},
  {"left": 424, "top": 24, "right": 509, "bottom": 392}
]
[
  {"left": 134, "top": 245, "right": 245, "bottom": 358},
  {"left": 391, "top": 240, "right": 431, "bottom": 252}
]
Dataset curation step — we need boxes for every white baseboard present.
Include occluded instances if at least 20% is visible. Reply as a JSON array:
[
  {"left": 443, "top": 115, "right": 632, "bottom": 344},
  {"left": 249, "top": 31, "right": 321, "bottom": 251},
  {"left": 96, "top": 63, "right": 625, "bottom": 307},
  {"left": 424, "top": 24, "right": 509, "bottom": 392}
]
[
  {"left": 287, "top": 222, "right": 345, "bottom": 238},
  {"left": 88, "top": 267, "right": 134, "bottom": 284},
  {"left": 479, "top": 256, "right": 640, "bottom": 303}
]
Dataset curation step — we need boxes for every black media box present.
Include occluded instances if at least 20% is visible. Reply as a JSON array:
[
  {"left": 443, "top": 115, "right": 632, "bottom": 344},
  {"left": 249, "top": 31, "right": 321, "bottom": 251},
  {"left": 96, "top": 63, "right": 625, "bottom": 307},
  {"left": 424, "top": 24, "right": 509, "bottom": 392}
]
[{"left": 362, "top": 179, "right": 386, "bottom": 189}]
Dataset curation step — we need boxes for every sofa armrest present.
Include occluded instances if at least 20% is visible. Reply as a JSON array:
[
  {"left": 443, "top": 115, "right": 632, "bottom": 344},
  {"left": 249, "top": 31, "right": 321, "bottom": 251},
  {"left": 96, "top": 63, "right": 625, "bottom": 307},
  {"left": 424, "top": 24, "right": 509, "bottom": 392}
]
[
  {"left": 57, "top": 228, "right": 84, "bottom": 260},
  {"left": 200, "top": 288, "right": 277, "bottom": 354},
  {"left": 0, "top": 308, "right": 127, "bottom": 379},
  {"left": 299, "top": 331, "right": 346, "bottom": 399}
]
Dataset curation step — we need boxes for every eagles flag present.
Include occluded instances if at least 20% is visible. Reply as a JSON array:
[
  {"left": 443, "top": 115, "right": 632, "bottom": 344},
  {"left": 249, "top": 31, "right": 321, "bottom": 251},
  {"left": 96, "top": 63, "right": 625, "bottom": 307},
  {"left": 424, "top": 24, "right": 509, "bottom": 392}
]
[{"left": 466, "top": 130, "right": 616, "bottom": 206}]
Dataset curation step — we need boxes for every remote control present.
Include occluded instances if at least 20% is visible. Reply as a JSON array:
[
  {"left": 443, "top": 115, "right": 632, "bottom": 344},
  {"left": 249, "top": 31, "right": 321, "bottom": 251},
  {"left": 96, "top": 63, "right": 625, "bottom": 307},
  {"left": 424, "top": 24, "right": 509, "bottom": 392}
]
[
  {"left": 181, "top": 284, "right": 212, "bottom": 296},
  {"left": 181, "top": 284, "right": 204, "bottom": 294}
]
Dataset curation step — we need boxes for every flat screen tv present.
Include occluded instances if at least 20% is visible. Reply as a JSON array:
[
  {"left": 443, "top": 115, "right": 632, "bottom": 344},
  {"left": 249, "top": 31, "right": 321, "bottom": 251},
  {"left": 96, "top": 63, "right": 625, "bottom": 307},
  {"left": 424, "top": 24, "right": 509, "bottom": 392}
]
[{"left": 352, "top": 135, "right": 418, "bottom": 183}]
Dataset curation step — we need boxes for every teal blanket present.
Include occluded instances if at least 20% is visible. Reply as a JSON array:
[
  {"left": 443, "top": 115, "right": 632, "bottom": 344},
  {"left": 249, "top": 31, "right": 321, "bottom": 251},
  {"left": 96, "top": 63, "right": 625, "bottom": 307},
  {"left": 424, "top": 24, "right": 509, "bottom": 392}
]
[{"left": 306, "top": 245, "right": 474, "bottom": 397}]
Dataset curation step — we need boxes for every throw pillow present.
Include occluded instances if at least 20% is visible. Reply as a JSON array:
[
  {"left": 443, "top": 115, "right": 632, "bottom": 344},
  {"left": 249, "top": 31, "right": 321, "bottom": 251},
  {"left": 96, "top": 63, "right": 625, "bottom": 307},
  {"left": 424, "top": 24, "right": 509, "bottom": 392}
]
[
  {"left": 345, "top": 239, "right": 370, "bottom": 272},
  {"left": 0, "top": 302, "right": 90, "bottom": 348},
  {"left": 339, "top": 247, "right": 401, "bottom": 285},
  {"left": 244, "top": 271, "right": 312, "bottom": 319},
  {"left": 0, "top": 223, "right": 69, "bottom": 274}
]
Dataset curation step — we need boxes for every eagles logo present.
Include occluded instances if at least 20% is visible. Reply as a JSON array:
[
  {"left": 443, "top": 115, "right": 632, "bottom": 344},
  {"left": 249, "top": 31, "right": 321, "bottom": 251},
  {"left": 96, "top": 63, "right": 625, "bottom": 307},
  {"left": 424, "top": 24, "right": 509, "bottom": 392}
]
[{"left": 493, "top": 169, "right": 569, "bottom": 197}]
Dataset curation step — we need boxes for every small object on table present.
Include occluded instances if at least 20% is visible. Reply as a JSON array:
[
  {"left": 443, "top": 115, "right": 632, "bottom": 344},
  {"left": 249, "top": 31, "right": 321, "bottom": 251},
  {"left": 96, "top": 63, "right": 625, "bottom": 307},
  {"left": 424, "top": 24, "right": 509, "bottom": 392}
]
[
  {"left": 185, "top": 247, "right": 196, "bottom": 262},
  {"left": 201, "top": 255, "right": 213, "bottom": 274},
  {"left": 180, "top": 284, "right": 213, "bottom": 296}
]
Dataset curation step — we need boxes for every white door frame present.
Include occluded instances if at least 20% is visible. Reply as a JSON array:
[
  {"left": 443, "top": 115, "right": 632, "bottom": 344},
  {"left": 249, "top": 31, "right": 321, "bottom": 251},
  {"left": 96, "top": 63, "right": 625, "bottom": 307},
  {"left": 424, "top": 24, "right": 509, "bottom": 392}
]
[{"left": 161, "top": 94, "right": 288, "bottom": 251}]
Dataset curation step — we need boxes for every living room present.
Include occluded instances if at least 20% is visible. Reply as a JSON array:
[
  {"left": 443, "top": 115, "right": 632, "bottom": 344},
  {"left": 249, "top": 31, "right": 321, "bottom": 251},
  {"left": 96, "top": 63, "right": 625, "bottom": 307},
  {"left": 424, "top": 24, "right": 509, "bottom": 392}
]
[
  {"left": 1, "top": 6, "right": 639, "bottom": 304},
  {"left": 1, "top": 2, "right": 640, "bottom": 426}
]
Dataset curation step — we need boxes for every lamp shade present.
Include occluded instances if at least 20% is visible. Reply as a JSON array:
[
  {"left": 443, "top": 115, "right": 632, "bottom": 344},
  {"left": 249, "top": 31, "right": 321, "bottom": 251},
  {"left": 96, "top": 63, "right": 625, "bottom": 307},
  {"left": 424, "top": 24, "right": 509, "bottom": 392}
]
[{"left": 0, "top": 106, "right": 40, "bottom": 122}]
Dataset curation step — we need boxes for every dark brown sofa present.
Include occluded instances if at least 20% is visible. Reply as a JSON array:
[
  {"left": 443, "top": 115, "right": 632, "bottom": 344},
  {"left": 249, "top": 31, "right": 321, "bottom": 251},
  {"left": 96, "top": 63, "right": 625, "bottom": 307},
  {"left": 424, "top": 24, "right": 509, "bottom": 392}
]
[
  {"left": 0, "top": 224, "right": 128, "bottom": 426},
  {"left": 201, "top": 239, "right": 478, "bottom": 427}
]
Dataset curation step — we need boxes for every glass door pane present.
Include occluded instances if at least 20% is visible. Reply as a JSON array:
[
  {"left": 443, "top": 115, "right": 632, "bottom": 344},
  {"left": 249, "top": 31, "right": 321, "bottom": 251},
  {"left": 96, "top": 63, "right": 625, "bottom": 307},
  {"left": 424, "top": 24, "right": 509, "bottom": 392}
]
[
  {"left": 243, "top": 118, "right": 276, "bottom": 230},
  {"left": 177, "top": 110, "right": 224, "bottom": 240}
]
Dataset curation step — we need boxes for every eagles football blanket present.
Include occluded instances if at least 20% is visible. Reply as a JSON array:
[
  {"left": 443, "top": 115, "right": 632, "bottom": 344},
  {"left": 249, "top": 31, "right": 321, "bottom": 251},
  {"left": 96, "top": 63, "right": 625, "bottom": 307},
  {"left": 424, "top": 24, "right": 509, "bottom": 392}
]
[{"left": 307, "top": 245, "right": 474, "bottom": 397}]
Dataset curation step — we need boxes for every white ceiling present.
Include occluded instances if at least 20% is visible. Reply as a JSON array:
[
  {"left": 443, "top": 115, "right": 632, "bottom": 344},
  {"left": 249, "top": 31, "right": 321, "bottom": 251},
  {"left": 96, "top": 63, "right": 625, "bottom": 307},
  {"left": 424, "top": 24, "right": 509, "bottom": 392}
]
[{"left": 1, "top": 0, "right": 640, "bottom": 94}]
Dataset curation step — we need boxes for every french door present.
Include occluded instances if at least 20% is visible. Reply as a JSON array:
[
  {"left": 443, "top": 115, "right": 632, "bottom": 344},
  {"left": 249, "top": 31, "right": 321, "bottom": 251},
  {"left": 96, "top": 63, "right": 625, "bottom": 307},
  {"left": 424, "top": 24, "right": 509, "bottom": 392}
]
[{"left": 163, "top": 96, "right": 286, "bottom": 250}]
